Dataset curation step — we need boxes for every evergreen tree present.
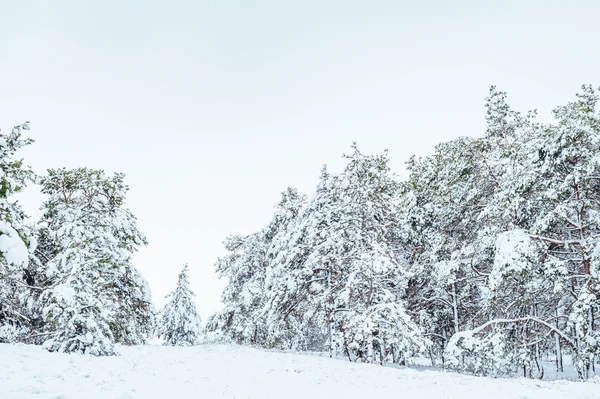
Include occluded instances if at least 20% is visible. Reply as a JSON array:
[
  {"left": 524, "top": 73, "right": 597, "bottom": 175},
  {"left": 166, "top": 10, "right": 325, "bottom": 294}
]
[
  {"left": 157, "top": 264, "right": 202, "bottom": 346},
  {"left": 509, "top": 85, "right": 600, "bottom": 378},
  {"left": 262, "top": 188, "right": 310, "bottom": 349},
  {"left": 210, "top": 232, "right": 269, "bottom": 345},
  {"left": 210, "top": 85, "right": 600, "bottom": 379},
  {"left": 38, "top": 168, "right": 151, "bottom": 355},
  {"left": 329, "top": 145, "right": 425, "bottom": 363},
  {"left": 265, "top": 172, "right": 340, "bottom": 353},
  {"left": 0, "top": 122, "right": 37, "bottom": 343},
  {"left": 213, "top": 147, "right": 427, "bottom": 364}
]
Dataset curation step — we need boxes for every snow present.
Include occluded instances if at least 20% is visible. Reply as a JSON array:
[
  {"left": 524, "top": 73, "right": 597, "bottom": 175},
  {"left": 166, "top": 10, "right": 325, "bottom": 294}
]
[
  {"left": 51, "top": 283, "right": 76, "bottom": 303},
  {"left": 489, "top": 229, "right": 535, "bottom": 290},
  {"left": 1, "top": 343, "right": 599, "bottom": 399},
  {"left": 0, "top": 220, "right": 29, "bottom": 268}
]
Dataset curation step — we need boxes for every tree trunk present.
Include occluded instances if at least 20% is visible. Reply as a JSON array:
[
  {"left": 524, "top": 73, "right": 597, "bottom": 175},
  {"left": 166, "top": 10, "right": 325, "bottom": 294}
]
[
  {"left": 451, "top": 282, "right": 459, "bottom": 334},
  {"left": 555, "top": 308, "right": 563, "bottom": 373},
  {"left": 441, "top": 327, "right": 448, "bottom": 367},
  {"left": 327, "top": 266, "right": 334, "bottom": 358}
]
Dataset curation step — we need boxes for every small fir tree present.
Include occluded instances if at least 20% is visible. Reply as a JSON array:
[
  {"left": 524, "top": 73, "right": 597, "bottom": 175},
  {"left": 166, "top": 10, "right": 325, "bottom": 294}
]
[{"left": 158, "top": 264, "right": 202, "bottom": 346}]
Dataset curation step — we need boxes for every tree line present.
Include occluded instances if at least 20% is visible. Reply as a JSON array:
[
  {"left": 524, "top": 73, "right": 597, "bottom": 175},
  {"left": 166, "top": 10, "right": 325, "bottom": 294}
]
[{"left": 207, "top": 86, "right": 600, "bottom": 380}]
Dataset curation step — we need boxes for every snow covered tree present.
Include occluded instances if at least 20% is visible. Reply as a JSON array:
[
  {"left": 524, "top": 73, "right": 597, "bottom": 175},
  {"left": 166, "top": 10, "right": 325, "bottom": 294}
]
[
  {"left": 211, "top": 85, "right": 600, "bottom": 378},
  {"left": 262, "top": 174, "right": 339, "bottom": 352},
  {"left": 401, "top": 87, "right": 547, "bottom": 375},
  {"left": 328, "top": 145, "right": 426, "bottom": 363},
  {"left": 0, "top": 122, "right": 38, "bottom": 343},
  {"left": 516, "top": 85, "right": 600, "bottom": 378},
  {"left": 399, "top": 136, "right": 490, "bottom": 365},
  {"left": 209, "top": 232, "right": 270, "bottom": 345},
  {"left": 262, "top": 188, "right": 311, "bottom": 349},
  {"left": 157, "top": 264, "right": 201, "bottom": 346},
  {"left": 108, "top": 264, "right": 155, "bottom": 346},
  {"left": 214, "top": 147, "right": 427, "bottom": 364},
  {"left": 38, "top": 168, "right": 152, "bottom": 355},
  {"left": 439, "top": 86, "right": 600, "bottom": 379},
  {"left": 210, "top": 187, "right": 322, "bottom": 350}
]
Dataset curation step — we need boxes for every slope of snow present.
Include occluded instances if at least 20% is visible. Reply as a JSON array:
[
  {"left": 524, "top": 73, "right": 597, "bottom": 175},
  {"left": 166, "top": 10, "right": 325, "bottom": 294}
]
[{"left": 1, "top": 343, "right": 599, "bottom": 399}]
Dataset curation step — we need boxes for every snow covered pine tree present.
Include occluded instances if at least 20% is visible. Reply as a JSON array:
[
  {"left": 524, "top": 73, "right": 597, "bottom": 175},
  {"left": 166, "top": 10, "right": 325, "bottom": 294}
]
[
  {"left": 0, "top": 122, "right": 37, "bottom": 343},
  {"left": 207, "top": 86, "right": 600, "bottom": 379},
  {"left": 211, "top": 146, "right": 426, "bottom": 364},
  {"left": 158, "top": 264, "right": 202, "bottom": 346},
  {"left": 37, "top": 168, "right": 153, "bottom": 356}
]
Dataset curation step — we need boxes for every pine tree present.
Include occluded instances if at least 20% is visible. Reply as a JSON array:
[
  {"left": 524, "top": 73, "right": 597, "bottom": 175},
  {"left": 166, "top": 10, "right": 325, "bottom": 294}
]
[
  {"left": 0, "top": 122, "right": 37, "bottom": 343},
  {"left": 442, "top": 86, "right": 600, "bottom": 379},
  {"left": 210, "top": 86, "right": 600, "bottom": 379},
  {"left": 511, "top": 85, "right": 600, "bottom": 378},
  {"left": 262, "top": 188, "right": 310, "bottom": 349},
  {"left": 213, "top": 147, "right": 427, "bottom": 364},
  {"left": 329, "top": 145, "right": 425, "bottom": 363},
  {"left": 158, "top": 264, "right": 202, "bottom": 346},
  {"left": 210, "top": 233, "right": 269, "bottom": 345},
  {"left": 265, "top": 173, "right": 339, "bottom": 353},
  {"left": 38, "top": 168, "right": 151, "bottom": 355}
]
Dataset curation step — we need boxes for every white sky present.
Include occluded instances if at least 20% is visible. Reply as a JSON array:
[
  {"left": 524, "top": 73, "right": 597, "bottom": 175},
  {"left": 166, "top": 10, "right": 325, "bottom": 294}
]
[{"left": 1, "top": 0, "right": 599, "bottom": 320}]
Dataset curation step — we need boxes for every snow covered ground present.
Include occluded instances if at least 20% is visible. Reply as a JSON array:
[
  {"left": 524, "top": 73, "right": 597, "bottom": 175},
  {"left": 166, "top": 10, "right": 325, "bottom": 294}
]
[{"left": 1, "top": 343, "right": 599, "bottom": 399}]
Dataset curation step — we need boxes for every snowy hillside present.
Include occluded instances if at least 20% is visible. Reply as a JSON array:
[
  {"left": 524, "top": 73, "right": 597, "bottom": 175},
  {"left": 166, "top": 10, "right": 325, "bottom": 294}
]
[{"left": 1, "top": 344, "right": 599, "bottom": 399}]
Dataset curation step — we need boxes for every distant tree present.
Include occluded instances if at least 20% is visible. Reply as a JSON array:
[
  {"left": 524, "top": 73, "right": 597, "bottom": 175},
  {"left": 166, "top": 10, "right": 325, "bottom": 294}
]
[{"left": 157, "top": 264, "right": 202, "bottom": 346}]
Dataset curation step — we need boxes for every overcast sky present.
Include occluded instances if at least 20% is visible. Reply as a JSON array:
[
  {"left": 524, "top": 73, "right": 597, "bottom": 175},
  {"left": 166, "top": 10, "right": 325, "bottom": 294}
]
[{"left": 1, "top": 0, "right": 599, "bottom": 320}]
